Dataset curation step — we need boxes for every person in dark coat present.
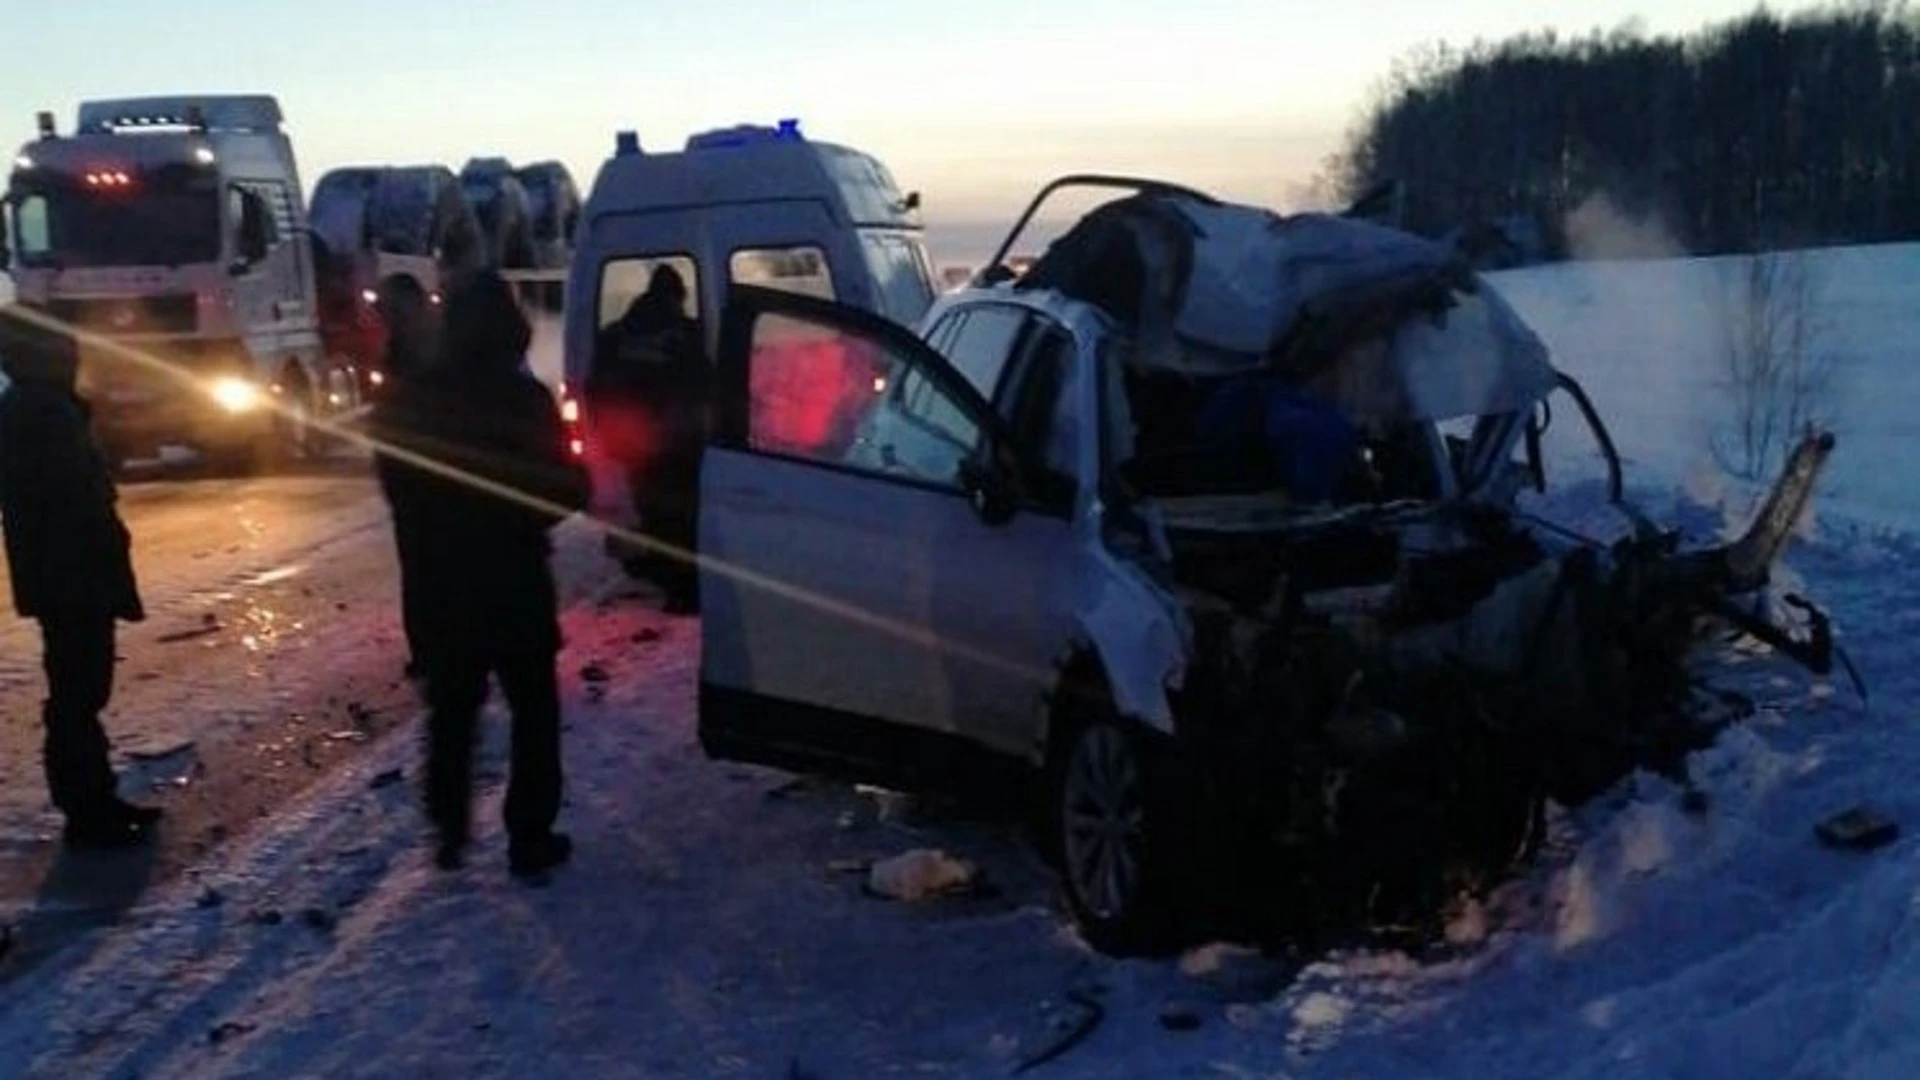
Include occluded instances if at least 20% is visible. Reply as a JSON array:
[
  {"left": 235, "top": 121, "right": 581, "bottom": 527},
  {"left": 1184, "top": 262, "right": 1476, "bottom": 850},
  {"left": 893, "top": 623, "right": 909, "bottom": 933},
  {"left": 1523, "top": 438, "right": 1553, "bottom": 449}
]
[
  {"left": 584, "top": 265, "right": 710, "bottom": 613},
  {"left": 369, "top": 273, "right": 441, "bottom": 681},
  {"left": 0, "top": 306, "right": 162, "bottom": 849},
  {"left": 372, "top": 271, "right": 589, "bottom": 879}
]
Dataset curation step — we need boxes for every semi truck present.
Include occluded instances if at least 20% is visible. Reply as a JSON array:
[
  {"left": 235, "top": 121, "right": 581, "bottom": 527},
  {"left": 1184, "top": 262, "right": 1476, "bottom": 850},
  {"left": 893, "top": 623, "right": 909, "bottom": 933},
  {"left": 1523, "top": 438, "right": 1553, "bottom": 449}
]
[{"left": 2, "top": 94, "right": 360, "bottom": 472}]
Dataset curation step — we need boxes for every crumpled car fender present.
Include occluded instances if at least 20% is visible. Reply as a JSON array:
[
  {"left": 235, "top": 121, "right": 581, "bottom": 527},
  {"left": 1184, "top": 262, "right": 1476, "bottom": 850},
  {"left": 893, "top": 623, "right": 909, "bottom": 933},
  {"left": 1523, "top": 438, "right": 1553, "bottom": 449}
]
[{"left": 1067, "top": 552, "right": 1191, "bottom": 736}]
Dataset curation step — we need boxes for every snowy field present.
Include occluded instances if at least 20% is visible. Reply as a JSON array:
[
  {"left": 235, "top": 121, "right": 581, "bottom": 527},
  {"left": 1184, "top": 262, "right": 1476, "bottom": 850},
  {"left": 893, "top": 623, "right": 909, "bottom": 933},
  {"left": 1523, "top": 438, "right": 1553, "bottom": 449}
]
[{"left": 0, "top": 245, "right": 1917, "bottom": 1078}]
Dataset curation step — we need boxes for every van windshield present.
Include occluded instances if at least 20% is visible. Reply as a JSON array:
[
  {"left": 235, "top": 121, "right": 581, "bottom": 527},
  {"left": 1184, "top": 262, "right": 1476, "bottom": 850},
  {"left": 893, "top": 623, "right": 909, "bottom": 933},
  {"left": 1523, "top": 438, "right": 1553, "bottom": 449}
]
[{"left": 10, "top": 165, "right": 221, "bottom": 268}]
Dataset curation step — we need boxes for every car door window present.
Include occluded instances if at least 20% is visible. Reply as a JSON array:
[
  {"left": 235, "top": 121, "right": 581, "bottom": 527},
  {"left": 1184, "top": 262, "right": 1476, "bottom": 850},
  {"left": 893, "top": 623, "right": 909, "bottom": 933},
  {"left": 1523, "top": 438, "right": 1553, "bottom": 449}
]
[
  {"left": 922, "top": 309, "right": 967, "bottom": 355},
  {"left": 942, "top": 304, "right": 1026, "bottom": 399},
  {"left": 743, "top": 308, "right": 983, "bottom": 489}
]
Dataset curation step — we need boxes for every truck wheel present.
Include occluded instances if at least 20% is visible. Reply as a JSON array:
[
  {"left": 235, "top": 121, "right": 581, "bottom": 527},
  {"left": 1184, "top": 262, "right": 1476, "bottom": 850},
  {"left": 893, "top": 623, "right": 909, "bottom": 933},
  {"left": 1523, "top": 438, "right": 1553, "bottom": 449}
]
[{"left": 1052, "top": 712, "right": 1197, "bottom": 956}]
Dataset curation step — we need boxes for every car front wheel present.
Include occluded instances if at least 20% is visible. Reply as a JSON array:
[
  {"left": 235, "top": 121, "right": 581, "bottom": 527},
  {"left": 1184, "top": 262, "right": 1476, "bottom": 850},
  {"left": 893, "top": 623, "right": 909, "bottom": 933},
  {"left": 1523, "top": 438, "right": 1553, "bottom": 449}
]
[{"left": 1055, "top": 718, "right": 1192, "bottom": 956}]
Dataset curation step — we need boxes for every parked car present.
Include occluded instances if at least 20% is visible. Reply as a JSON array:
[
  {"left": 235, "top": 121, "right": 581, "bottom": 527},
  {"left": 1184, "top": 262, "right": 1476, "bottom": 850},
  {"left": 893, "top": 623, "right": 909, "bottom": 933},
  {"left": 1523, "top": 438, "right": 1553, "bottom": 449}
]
[{"left": 692, "top": 176, "right": 1847, "bottom": 954}]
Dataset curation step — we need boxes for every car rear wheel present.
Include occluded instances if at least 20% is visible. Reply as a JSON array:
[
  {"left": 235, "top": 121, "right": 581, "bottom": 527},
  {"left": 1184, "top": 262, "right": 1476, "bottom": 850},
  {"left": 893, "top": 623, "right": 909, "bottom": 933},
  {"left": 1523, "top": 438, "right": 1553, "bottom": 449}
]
[{"left": 1055, "top": 717, "right": 1193, "bottom": 956}]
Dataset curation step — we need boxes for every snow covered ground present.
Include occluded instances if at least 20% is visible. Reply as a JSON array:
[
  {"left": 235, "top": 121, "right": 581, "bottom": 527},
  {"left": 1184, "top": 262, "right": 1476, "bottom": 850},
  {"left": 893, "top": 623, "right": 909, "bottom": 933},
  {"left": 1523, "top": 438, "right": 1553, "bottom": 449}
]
[{"left": 2, "top": 245, "right": 1918, "bottom": 1078}]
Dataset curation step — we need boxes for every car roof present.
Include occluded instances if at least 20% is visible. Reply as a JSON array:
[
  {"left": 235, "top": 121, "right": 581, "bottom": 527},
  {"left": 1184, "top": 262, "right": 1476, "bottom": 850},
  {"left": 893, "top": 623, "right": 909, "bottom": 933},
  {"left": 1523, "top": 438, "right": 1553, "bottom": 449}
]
[{"left": 920, "top": 282, "right": 1113, "bottom": 342}]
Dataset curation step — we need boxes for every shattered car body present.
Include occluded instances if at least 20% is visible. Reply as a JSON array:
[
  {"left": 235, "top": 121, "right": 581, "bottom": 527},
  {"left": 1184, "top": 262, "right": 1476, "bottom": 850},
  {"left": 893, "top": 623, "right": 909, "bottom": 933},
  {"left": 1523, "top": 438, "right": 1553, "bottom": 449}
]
[{"left": 694, "top": 175, "right": 1848, "bottom": 956}]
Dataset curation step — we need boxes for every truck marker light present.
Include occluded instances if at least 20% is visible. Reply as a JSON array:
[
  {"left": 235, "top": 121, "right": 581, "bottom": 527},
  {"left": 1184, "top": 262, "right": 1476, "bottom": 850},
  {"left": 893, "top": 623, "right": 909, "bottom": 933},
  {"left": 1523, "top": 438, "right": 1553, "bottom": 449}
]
[
  {"left": 561, "top": 398, "right": 580, "bottom": 424},
  {"left": 193, "top": 146, "right": 216, "bottom": 166}
]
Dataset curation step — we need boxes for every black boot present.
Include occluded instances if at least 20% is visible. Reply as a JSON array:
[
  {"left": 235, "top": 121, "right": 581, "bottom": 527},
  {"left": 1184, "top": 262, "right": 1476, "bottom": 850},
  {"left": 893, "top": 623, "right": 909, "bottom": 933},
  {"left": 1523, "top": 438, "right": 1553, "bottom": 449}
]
[
  {"left": 434, "top": 833, "right": 466, "bottom": 871},
  {"left": 109, "top": 798, "right": 163, "bottom": 827},
  {"left": 508, "top": 831, "right": 572, "bottom": 880},
  {"left": 64, "top": 812, "right": 155, "bottom": 851}
]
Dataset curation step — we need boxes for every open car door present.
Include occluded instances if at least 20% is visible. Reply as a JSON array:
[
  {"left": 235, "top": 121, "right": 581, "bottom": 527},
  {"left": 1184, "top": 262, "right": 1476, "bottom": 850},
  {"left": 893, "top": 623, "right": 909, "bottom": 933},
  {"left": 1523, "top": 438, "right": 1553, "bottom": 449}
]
[{"left": 696, "top": 284, "right": 1029, "bottom": 792}]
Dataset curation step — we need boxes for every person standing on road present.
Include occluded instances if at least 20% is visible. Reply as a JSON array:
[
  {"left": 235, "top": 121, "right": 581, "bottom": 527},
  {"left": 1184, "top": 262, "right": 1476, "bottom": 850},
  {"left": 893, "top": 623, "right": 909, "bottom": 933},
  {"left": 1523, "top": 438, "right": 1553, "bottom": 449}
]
[
  {"left": 368, "top": 273, "right": 442, "bottom": 681},
  {"left": 584, "top": 265, "right": 710, "bottom": 614},
  {"left": 374, "top": 271, "right": 589, "bottom": 880},
  {"left": 0, "top": 306, "right": 163, "bottom": 849}
]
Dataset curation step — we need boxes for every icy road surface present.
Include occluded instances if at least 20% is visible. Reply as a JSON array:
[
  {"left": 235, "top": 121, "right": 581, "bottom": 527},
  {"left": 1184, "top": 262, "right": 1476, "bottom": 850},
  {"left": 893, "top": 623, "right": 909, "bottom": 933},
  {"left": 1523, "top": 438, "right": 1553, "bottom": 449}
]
[{"left": 0, "top": 461, "right": 418, "bottom": 966}]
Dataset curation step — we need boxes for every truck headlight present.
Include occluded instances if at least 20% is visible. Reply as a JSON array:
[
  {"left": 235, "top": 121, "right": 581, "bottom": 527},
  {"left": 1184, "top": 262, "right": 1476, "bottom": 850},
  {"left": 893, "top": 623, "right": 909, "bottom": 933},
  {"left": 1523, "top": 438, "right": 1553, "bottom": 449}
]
[{"left": 210, "top": 376, "right": 262, "bottom": 414}]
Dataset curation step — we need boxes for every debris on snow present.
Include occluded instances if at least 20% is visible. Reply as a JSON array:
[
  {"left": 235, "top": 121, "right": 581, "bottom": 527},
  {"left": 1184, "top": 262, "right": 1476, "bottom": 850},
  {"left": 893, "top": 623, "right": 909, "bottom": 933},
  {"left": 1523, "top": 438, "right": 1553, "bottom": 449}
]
[
  {"left": 208, "top": 1020, "right": 256, "bottom": 1045},
  {"left": 301, "top": 907, "right": 337, "bottom": 933},
  {"left": 1816, "top": 804, "right": 1899, "bottom": 851},
  {"left": 631, "top": 627, "right": 662, "bottom": 645},
  {"left": 158, "top": 613, "right": 223, "bottom": 643},
  {"left": 865, "top": 849, "right": 977, "bottom": 902},
  {"left": 1158, "top": 1002, "right": 1203, "bottom": 1032},
  {"left": 196, "top": 887, "right": 225, "bottom": 910},
  {"left": 1012, "top": 986, "right": 1106, "bottom": 1074},
  {"left": 580, "top": 663, "right": 611, "bottom": 684},
  {"left": 249, "top": 908, "right": 284, "bottom": 927},
  {"left": 1225, "top": 1003, "right": 1267, "bottom": 1031},
  {"left": 1178, "top": 942, "right": 1291, "bottom": 1004},
  {"left": 369, "top": 768, "right": 404, "bottom": 791}
]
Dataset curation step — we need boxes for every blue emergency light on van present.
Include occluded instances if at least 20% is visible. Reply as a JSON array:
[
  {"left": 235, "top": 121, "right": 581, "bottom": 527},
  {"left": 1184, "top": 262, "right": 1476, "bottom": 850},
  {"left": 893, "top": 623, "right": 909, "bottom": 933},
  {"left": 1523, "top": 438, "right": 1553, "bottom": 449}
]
[{"left": 685, "top": 120, "right": 807, "bottom": 152}]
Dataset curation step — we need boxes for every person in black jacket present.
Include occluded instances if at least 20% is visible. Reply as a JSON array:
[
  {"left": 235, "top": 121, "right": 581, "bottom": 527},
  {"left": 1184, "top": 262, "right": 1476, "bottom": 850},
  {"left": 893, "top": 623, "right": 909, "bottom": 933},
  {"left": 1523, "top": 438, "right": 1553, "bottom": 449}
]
[
  {"left": 369, "top": 273, "right": 441, "bottom": 680},
  {"left": 0, "top": 306, "right": 163, "bottom": 849},
  {"left": 585, "top": 266, "right": 710, "bottom": 613},
  {"left": 371, "top": 272, "right": 589, "bottom": 879}
]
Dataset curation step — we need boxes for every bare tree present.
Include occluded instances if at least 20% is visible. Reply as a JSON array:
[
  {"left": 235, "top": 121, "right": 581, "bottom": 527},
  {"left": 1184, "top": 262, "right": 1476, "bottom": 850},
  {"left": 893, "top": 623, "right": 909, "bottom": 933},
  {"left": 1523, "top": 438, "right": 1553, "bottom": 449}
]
[{"left": 1710, "top": 249, "right": 1840, "bottom": 483}]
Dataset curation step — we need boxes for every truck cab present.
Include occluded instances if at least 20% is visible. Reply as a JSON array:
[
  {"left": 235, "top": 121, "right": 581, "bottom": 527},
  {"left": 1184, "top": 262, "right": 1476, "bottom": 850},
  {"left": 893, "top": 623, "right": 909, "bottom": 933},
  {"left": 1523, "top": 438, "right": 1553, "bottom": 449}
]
[{"left": 2, "top": 95, "right": 350, "bottom": 472}]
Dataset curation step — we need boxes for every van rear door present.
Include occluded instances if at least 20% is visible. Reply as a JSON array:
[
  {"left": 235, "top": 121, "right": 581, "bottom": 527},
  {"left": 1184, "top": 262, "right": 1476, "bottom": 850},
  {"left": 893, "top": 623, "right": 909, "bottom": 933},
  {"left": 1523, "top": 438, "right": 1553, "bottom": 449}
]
[{"left": 694, "top": 201, "right": 870, "bottom": 330}]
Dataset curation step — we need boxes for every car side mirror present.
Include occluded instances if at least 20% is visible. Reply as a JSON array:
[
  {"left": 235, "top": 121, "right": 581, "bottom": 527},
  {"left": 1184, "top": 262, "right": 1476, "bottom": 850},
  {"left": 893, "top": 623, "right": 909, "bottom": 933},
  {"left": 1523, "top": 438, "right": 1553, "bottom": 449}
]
[{"left": 960, "top": 446, "right": 1021, "bottom": 526}]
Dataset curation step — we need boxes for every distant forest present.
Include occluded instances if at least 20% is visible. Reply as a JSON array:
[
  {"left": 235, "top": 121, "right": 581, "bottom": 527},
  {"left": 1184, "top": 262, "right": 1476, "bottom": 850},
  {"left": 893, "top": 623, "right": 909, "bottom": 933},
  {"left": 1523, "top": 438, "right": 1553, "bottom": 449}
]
[{"left": 1330, "top": 2, "right": 1920, "bottom": 261}]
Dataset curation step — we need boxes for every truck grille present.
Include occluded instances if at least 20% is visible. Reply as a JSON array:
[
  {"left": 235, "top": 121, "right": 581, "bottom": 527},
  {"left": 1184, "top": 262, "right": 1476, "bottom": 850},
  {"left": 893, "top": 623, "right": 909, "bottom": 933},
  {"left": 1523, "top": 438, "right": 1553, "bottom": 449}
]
[{"left": 45, "top": 294, "right": 198, "bottom": 336}]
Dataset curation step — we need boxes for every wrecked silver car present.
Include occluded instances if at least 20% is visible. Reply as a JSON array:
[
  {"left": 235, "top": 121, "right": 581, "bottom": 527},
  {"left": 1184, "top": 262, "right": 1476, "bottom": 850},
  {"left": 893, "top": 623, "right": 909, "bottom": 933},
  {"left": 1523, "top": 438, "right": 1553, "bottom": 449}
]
[{"left": 693, "top": 176, "right": 1846, "bottom": 956}]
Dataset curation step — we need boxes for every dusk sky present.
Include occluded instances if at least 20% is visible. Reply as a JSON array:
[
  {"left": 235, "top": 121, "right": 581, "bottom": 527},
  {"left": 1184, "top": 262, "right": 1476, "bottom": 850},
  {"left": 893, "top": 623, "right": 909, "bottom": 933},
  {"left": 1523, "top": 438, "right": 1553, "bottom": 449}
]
[{"left": 7, "top": 0, "right": 1821, "bottom": 261}]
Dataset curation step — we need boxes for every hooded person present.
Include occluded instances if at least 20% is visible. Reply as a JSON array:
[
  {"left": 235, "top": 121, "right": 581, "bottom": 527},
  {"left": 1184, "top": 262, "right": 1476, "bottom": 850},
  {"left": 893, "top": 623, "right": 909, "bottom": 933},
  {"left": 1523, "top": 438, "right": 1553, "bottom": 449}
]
[
  {"left": 371, "top": 271, "right": 589, "bottom": 879},
  {"left": 584, "top": 264, "right": 710, "bottom": 612},
  {"left": 368, "top": 273, "right": 441, "bottom": 680},
  {"left": 0, "top": 305, "right": 163, "bottom": 848}
]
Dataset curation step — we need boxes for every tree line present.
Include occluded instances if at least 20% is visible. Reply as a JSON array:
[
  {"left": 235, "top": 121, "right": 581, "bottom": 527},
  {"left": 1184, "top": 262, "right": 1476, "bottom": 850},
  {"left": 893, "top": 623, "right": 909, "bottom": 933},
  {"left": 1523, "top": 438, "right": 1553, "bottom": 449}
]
[{"left": 1330, "top": 2, "right": 1920, "bottom": 261}]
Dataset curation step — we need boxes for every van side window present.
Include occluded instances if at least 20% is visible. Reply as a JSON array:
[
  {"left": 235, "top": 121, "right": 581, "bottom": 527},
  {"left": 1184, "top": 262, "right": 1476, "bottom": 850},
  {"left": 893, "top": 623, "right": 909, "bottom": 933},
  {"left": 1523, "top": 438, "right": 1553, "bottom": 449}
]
[
  {"left": 729, "top": 246, "right": 834, "bottom": 302},
  {"left": 859, "top": 232, "right": 935, "bottom": 327},
  {"left": 598, "top": 255, "right": 699, "bottom": 329}
]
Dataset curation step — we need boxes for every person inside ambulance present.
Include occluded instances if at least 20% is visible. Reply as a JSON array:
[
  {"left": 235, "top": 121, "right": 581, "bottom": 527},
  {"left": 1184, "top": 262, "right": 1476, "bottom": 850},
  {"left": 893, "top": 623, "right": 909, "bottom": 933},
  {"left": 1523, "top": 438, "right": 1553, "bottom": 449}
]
[{"left": 585, "top": 265, "right": 711, "bottom": 613}]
